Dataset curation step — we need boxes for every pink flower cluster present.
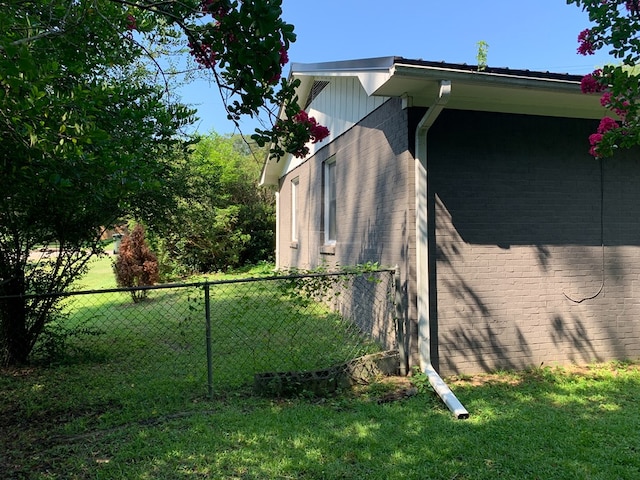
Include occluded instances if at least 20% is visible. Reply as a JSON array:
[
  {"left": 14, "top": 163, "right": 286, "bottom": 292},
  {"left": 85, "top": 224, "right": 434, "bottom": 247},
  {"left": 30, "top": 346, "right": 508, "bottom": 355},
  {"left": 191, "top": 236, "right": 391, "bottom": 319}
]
[
  {"left": 293, "top": 110, "right": 330, "bottom": 143},
  {"left": 577, "top": 28, "right": 595, "bottom": 55},
  {"left": 126, "top": 14, "right": 137, "bottom": 31},
  {"left": 589, "top": 117, "right": 620, "bottom": 157},
  {"left": 627, "top": 0, "right": 640, "bottom": 14},
  {"left": 201, "top": 0, "right": 230, "bottom": 17},
  {"left": 279, "top": 45, "right": 289, "bottom": 67},
  {"left": 189, "top": 40, "right": 216, "bottom": 68},
  {"left": 267, "top": 44, "right": 289, "bottom": 84},
  {"left": 580, "top": 70, "right": 606, "bottom": 93},
  {"left": 289, "top": 110, "right": 330, "bottom": 158},
  {"left": 600, "top": 91, "right": 630, "bottom": 119},
  {"left": 579, "top": 67, "right": 630, "bottom": 157}
]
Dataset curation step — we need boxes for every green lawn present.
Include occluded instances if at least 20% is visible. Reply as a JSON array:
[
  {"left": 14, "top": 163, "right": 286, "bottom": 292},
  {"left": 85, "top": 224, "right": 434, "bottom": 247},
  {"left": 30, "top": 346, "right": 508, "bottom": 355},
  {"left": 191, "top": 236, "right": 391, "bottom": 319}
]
[
  {"left": 2, "top": 259, "right": 640, "bottom": 479},
  {"left": 3, "top": 362, "right": 640, "bottom": 479}
]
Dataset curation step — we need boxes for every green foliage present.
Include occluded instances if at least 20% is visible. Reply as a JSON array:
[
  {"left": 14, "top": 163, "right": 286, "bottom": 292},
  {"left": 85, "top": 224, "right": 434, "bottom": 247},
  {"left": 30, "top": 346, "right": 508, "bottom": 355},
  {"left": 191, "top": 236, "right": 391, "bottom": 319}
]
[
  {"left": 31, "top": 316, "right": 105, "bottom": 365},
  {"left": 113, "top": 225, "right": 160, "bottom": 303},
  {"left": 277, "top": 262, "right": 384, "bottom": 308},
  {"left": 0, "top": 0, "right": 307, "bottom": 365},
  {"left": 410, "top": 365, "right": 433, "bottom": 394},
  {"left": 569, "top": 0, "right": 640, "bottom": 156},
  {"left": 0, "top": 0, "right": 194, "bottom": 365},
  {"left": 476, "top": 40, "right": 489, "bottom": 71},
  {"left": 149, "top": 133, "right": 275, "bottom": 277}
]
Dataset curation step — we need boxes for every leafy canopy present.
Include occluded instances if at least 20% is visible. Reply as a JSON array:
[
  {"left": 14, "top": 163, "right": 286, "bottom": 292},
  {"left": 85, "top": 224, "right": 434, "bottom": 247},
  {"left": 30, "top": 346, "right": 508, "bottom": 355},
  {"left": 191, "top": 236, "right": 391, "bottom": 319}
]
[
  {"left": 149, "top": 133, "right": 275, "bottom": 276},
  {"left": 0, "top": 0, "right": 317, "bottom": 366},
  {"left": 570, "top": 0, "right": 640, "bottom": 157}
]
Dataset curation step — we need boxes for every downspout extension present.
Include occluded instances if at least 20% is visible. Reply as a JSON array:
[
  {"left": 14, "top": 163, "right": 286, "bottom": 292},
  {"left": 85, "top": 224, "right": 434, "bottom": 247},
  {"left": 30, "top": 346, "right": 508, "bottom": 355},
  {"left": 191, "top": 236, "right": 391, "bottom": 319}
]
[{"left": 415, "top": 80, "right": 470, "bottom": 420}]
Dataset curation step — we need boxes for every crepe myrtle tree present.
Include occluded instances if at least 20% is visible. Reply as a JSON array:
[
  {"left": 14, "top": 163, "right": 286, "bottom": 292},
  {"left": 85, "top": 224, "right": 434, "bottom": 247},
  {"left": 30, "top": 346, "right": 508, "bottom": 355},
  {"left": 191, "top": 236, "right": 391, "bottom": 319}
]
[
  {"left": 0, "top": 0, "right": 327, "bottom": 366},
  {"left": 569, "top": 0, "right": 640, "bottom": 157}
]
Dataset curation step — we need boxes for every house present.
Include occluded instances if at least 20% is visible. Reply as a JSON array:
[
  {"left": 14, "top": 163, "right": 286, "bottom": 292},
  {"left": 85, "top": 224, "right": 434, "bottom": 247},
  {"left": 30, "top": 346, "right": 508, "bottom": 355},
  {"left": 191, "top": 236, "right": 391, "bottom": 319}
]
[{"left": 260, "top": 56, "right": 640, "bottom": 380}]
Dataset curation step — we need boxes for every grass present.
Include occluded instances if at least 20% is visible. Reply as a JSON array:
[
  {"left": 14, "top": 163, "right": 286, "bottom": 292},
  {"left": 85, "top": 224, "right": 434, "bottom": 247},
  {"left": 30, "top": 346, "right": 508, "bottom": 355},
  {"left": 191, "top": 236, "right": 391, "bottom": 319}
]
[{"left": 2, "top": 260, "right": 640, "bottom": 479}]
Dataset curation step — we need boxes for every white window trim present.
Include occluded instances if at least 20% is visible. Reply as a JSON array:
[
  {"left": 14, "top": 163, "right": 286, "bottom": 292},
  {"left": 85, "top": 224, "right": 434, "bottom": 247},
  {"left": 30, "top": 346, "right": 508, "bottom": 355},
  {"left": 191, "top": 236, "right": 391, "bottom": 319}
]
[
  {"left": 324, "top": 158, "right": 337, "bottom": 245},
  {"left": 291, "top": 177, "right": 299, "bottom": 244}
]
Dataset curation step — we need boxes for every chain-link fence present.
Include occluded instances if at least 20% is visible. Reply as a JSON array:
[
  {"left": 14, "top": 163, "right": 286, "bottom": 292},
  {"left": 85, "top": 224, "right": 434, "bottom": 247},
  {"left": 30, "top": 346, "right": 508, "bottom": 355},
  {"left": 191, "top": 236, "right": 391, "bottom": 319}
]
[{"left": 3, "top": 269, "right": 401, "bottom": 399}]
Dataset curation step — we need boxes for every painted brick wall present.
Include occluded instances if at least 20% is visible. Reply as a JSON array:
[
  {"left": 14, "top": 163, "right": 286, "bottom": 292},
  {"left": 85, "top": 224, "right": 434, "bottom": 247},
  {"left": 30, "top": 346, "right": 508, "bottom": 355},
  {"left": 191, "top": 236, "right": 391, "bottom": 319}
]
[
  {"left": 277, "top": 98, "right": 416, "bottom": 354},
  {"left": 277, "top": 101, "right": 640, "bottom": 376},
  {"left": 428, "top": 109, "right": 640, "bottom": 375}
]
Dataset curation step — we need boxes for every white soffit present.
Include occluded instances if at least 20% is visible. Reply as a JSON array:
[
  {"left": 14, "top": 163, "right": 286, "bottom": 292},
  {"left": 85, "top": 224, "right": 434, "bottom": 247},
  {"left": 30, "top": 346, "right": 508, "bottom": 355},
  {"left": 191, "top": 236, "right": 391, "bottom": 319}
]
[
  {"left": 261, "top": 57, "right": 608, "bottom": 185},
  {"left": 291, "top": 58, "right": 606, "bottom": 120},
  {"left": 290, "top": 56, "right": 396, "bottom": 96}
]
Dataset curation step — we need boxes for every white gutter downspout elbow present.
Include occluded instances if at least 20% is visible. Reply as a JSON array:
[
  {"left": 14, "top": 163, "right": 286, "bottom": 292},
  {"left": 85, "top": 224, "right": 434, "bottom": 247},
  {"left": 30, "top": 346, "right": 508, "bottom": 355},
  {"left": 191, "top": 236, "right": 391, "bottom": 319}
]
[{"left": 415, "top": 80, "right": 469, "bottom": 420}]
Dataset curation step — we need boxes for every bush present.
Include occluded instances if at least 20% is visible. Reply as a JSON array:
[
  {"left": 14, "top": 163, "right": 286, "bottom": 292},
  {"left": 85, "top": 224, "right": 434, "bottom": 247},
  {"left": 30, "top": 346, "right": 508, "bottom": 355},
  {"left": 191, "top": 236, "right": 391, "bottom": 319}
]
[
  {"left": 113, "top": 224, "right": 159, "bottom": 302},
  {"left": 147, "top": 133, "right": 275, "bottom": 277}
]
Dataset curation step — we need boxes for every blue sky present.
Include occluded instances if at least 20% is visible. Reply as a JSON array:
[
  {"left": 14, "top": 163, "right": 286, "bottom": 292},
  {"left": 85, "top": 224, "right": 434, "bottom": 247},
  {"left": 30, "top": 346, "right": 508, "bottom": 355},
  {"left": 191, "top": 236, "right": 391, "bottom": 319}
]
[{"left": 180, "top": 0, "right": 616, "bottom": 135}]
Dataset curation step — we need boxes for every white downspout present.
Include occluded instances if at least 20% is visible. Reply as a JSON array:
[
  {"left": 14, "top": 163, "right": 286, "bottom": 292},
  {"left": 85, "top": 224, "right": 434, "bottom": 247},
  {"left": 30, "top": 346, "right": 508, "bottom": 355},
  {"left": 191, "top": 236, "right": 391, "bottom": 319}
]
[
  {"left": 415, "top": 80, "right": 469, "bottom": 419},
  {"left": 274, "top": 190, "right": 280, "bottom": 269}
]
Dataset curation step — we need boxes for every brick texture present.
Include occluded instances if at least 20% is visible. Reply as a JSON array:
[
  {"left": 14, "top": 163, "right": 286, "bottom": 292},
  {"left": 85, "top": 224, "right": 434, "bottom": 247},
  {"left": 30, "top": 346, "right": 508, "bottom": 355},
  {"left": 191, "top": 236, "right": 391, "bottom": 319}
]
[
  {"left": 277, "top": 98, "right": 415, "bottom": 354},
  {"left": 429, "top": 109, "right": 640, "bottom": 374},
  {"left": 277, "top": 101, "right": 640, "bottom": 375}
]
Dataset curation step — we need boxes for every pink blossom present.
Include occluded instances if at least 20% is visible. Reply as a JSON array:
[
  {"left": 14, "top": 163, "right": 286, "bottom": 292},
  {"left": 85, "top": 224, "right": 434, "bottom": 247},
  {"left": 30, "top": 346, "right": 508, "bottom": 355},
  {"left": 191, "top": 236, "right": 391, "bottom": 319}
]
[
  {"left": 577, "top": 28, "right": 595, "bottom": 55},
  {"left": 597, "top": 116, "right": 619, "bottom": 134},
  {"left": 293, "top": 110, "right": 309, "bottom": 123},
  {"left": 626, "top": 0, "right": 640, "bottom": 14},
  {"left": 291, "top": 110, "right": 330, "bottom": 155},
  {"left": 126, "top": 14, "right": 137, "bottom": 31},
  {"left": 269, "top": 73, "right": 281, "bottom": 84},
  {"left": 310, "top": 122, "right": 330, "bottom": 142},
  {"left": 589, "top": 133, "right": 603, "bottom": 157},
  {"left": 600, "top": 92, "right": 613, "bottom": 107},
  {"left": 201, "top": 0, "right": 229, "bottom": 17},
  {"left": 589, "top": 133, "right": 603, "bottom": 145},
  {"left": 279, "top": 45, "right": 289, "bottom": 66},
  {"left": 189, "top": 41, "right": 217, "bottom": 68},
  {"left": 612, "top": 100, "right": 631, "bottom": 120},
  {"left": 580, "top": 70, "right": 605, "bottom": 93}
]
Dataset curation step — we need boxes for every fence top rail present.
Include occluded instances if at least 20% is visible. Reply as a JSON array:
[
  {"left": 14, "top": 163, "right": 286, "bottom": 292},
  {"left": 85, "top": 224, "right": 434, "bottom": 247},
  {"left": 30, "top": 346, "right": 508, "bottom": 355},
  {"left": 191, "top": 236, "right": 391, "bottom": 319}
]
[{"left": 0, "top": 267, "right": 396, "bottom": 300}]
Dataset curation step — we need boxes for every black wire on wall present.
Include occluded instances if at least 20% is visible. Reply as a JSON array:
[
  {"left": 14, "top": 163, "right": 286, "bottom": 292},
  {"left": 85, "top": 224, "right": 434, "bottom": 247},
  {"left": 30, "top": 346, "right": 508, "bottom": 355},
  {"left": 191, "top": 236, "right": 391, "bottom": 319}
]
[{"left": 563, "top": 157, "right": 605, "bottom": 304}]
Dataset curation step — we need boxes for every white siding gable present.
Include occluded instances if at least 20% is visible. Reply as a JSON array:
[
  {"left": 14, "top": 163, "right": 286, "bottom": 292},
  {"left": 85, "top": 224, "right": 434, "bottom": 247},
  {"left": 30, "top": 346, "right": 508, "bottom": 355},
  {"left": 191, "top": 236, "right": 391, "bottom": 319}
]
[{"left": 281, "top": 76, "right": 389, "bottom": 176}]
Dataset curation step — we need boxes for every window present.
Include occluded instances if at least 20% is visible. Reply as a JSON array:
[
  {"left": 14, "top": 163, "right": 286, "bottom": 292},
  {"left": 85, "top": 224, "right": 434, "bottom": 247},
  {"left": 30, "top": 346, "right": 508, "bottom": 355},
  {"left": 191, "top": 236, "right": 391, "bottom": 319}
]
[
  {"left": 324, "top": 159, "right": 336, "bottom": 244},
  {"left": 291, "top": 177, "right": 299, "bottom": 244}
]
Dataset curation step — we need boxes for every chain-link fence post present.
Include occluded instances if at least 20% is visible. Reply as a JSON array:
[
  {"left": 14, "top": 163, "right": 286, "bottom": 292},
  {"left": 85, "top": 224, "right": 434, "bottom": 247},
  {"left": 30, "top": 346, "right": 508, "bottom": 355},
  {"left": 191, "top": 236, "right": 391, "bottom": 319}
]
[{"left": 204, "top": 282, "right": 213, "bottom": 400}]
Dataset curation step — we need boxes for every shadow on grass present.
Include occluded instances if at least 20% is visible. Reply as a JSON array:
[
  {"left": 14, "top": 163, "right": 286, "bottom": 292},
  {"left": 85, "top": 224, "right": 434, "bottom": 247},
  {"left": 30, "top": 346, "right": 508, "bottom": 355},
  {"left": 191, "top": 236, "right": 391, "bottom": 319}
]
[
  {"left": 3, "top": 364, "right": 639, "bottom": 479},
  {"left": 30, "top": 278, "right": 383, "bottom": 398}
]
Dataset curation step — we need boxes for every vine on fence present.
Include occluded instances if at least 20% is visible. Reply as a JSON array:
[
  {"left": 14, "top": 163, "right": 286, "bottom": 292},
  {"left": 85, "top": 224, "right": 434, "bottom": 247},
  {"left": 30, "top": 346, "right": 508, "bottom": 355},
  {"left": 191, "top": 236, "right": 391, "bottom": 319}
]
[{"left": 276, "top": 262, "right": 385, "bottom": 307}]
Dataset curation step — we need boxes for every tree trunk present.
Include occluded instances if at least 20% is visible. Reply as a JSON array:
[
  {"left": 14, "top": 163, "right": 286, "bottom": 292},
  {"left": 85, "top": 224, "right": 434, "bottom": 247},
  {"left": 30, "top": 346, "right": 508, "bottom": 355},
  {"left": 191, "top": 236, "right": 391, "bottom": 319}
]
[{"left": 0, "top": 276, "right": 30, "bottom": 366}]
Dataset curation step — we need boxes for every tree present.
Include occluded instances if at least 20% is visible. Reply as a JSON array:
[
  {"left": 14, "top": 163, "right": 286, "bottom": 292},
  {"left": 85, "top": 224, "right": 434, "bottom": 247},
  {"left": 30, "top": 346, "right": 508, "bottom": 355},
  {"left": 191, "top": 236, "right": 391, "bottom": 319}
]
[
  {"left": 0, "top": 0, "right": 324, "bottom": 366},
  {"left": 149, "top": 132, "right": 275, "bottom": 276},
  {"left": 569, "top": 0, "right": 640, "bottom": 157},
  {"left": 114, "top": 225, "right": 160, "bottom": 303}
]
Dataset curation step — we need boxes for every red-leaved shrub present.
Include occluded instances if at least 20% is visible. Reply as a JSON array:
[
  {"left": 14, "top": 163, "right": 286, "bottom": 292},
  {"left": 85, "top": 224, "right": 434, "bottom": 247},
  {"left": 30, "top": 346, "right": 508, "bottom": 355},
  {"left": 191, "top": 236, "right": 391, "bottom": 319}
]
[{"left": 114, "top": 224, "right": 159, "bottom": 303}]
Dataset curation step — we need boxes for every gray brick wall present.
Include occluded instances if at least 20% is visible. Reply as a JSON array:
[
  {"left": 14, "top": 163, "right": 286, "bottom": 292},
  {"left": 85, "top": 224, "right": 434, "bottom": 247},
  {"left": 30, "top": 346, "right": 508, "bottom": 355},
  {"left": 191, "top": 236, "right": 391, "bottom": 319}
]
[
  {"left": 277, "top": 98, "right": 415, "bottom": 354},
  {"left": 429, "top": 109, "right": 640, "bottom": 375},
  {"left": 277, "top": 101, "right": 640, "bottom": 376}
]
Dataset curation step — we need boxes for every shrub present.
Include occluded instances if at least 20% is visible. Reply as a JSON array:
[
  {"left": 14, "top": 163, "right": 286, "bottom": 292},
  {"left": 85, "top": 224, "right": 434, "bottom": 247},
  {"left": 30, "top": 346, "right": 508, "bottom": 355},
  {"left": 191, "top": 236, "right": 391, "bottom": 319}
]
[{"left": 113, "top": 224, "right": 159, "bottom": 302}]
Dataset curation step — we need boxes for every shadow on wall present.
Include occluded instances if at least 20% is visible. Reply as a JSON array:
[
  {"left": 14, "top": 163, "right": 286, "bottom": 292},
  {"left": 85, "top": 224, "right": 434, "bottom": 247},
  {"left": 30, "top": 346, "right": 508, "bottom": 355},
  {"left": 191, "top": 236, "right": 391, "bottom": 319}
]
[
  {"left": 441, "top": 324, "right": 533, "bottom": 374},
  {"left": 434, "top": 209, "right": 534, "bottom": 373},
  {"left": 331, "top": 103, "right": 412, "bottom": 357},
  {"left": 550, "top": 315, "right": 603, "bottom": 364},
  {"left": 426, "top": 110, "right": 640, "bottom": 372}
]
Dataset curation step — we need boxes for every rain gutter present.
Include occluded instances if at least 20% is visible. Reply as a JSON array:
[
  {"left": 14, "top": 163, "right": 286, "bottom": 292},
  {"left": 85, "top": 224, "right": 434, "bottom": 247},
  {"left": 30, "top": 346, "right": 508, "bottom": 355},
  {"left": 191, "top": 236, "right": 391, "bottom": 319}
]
[{"left": 415, "top": 80, "right": 469, "bottom": 420}]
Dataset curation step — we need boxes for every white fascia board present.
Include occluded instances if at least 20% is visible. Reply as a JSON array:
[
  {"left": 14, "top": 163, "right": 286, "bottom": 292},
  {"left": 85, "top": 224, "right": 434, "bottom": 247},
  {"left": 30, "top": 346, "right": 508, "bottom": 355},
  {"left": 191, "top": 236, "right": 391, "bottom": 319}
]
[
  {"left": 259, "top": 155, "right": 282, "bottom": 187},
  {"left": 388, "top": 63, "right": 580, "bottom": 92},
  {"left": 291, "top": 56, "right": 396, "bottom": 96}
]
